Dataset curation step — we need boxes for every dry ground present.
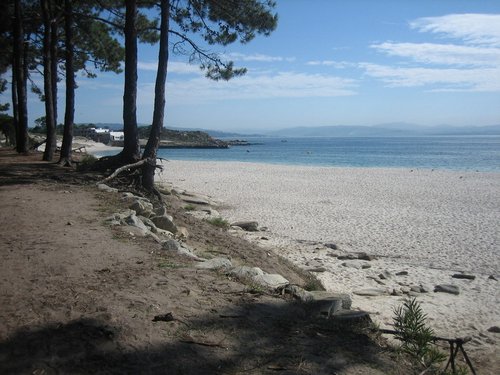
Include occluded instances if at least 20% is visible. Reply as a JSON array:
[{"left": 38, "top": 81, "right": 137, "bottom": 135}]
[{"left": 0, "top": 147, "right": 484, "bottom": 374}]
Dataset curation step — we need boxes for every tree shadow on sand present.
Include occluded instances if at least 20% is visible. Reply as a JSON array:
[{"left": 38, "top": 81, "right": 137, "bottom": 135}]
[{"left": 0, "top": 297, "right": 401, "bottom": 375}]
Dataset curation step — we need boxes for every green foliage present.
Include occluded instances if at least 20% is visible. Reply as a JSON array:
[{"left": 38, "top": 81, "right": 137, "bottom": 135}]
[
  {"left": 77, "top": 154, "right": 98, "bottom": 171},
  {"left": 184, "top": 204, "right": 196, "bottom": 211},
  {"left": 205, "top": 217, "right": 229, "bottom": 229},
  {"left": 393, "top": 298, "right": 447, "bottom": 372}
]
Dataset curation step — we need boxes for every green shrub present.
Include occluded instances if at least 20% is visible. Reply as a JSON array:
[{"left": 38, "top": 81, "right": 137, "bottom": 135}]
[
  {"left": 205, "top": 217, "right": 229, "bottom": 228},
  {"left": 77, "top": 154, "right": 98, "bottom": 170},
  {"left": 393, "top": 298, "right": 447, "bottom": 372}
]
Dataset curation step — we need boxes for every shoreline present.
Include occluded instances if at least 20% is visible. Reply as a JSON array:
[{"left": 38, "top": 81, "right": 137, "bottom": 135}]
[{"left": 158, "top": 159, "right": 500, "bottom": 355}]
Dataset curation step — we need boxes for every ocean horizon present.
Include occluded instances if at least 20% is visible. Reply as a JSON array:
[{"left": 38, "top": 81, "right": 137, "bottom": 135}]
[{"left": 96, "top": 135, "right": 500, "bottom": 172}]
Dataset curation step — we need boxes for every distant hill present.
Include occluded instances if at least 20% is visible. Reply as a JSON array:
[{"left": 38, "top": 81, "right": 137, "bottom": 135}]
[{"left": 268, "top": 124, "right": 500, "bottom": 137}]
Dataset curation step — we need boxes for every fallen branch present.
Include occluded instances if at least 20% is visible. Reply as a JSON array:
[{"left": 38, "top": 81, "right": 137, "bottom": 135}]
[{"left": 98, "top": 159, "right": 147, "bottom": 184}]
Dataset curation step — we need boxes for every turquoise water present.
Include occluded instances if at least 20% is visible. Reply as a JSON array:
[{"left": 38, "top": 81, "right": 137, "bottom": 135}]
[{"left": 97, "top": 136, "right": 500, "bottom": 172}]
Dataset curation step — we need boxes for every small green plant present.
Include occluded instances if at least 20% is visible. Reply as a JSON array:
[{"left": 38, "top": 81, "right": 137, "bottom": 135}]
[
  {"left": 205, "top": 217, "right": 229, "bottom": 229},
  {"left": 77, "top": 154, "right": 98, "bottom": 170},
  {"left": 393, "top": 298, "right": 447, "bottom": 372},
  {"left": 303, "top": 275, "right": 324, "bottom": 291},
  {"left": 183, "top": 204, "right": 196, "bottom": 211},
  {"left": 158, "top": 261, "right": 182, "bottom": 269}
]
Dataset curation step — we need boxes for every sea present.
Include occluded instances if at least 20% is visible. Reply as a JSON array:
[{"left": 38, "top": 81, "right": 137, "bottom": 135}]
[{"left": 97, "top": 136, "right": 500, "bottom": 172}]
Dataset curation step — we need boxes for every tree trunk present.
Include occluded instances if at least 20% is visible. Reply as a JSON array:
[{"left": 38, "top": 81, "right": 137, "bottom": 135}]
[
  {"left": 11, "top": 55, "right": 18, "bottom": 148},
  {"left": 142, "top": 0, "right": 170, "bottom": 190},
  {"left": 13, "top": 0, "right": 28, "bottom": 154},
  {"left": 121, "top": 0, "right": 140, "bottom": 163},
  {"left": 50, "top": 8, "right": 58, "bottom": 128},
  {"left": 42, "top": 0, "right": 57, "bottom": 161},
  {"left": 59, "top": 0, "right": 74, "bottom": 166}
]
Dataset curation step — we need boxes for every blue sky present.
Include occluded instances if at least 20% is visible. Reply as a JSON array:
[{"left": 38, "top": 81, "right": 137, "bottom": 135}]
[{"left": 11, "top": 0, "right": 500, "bottom": 132}]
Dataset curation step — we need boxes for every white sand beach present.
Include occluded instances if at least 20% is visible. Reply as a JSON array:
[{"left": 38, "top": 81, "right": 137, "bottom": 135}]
[{"left": 159, "top": 160, "right": 500, "bottom": 355}]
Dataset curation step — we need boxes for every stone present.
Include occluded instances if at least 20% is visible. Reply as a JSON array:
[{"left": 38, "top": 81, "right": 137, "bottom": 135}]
[
  {"left": 410, "top": 285, "right": 422, "bottom": 293},
  {"left": 324, "top": 243, "right": 338, "bottom": 250},
  {"left": 154, "top": 205, "right": 167, "bottom": 217},
  {"left": 162, "top": 239, "right": 182, "bottom": 251},
  {"left": 401, "top": 286, "right": 411, "bottom": 294},
  {"left": 487, "top": 326, "right": 500, "bottom": 333},
  {"left": 120, "top": 225, "right": 148, "bottom": 237},
  {"left": 391, "top": 288, "right": 403, "bottom": 296},
  {"left": 419, "top": 285, "right": 431, "bottom": 293},
  {"left": 337, "top": 254, "right": 358, "bottom": 260},
  {"left": 282, "top": 285, "right": 314, "bottom": 302},
  {"left": 378, "top": 271, "right": 391, "bottom": 280},
  {"left": 195, "top": 257, "right": 232, "bottom": 270},
  {"left": 151, "top": 215, "right": 178, "bottom": 233},
  {"left": 231, "top": 221, "right": 259, "bottom": 232},
  {"left": 306, "top": 291, "right": 352, "bottom": 314},
  {"left": 342, "top": 260, "right": 371, "bottom": 269},
  {"left": 124, "top": 213, "right": 149, "bottom": 232},
  {"left": 396, "top": 271, "right": 409, "bottom": 276},
  {"left": 353, "top": 288, "right": 387, "bottom": 297},
  {"left": 229, "top": 266, "right": 264, "bottom": 280},
  {"left": 130, "top": 200, "right": 154, "bottom": 217},
  {"left": 176, "top": 226, "right": 189, "bottom": 239},
  {"left": 434, "top": 284, "right": 460, "bottom": 295},
  {"left": 488, "top": 275, "right": 498, "bottom": 281},
  {"left": 357, "top": 252, "right": 377, "bottom": 261},
  {"left": 452, "top": 273, "right": 476, "bottom": 280},
  {"left": 181, "top": 195, "right": 210, "bottom": 205},
  {"left": 97, "top": 183, "right": 118, "bottom": 193},
  {"left": 252, "top": 273, "right": 289, "bottom": 289}
]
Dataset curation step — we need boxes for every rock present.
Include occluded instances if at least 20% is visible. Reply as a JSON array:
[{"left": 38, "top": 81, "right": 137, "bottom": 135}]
[
  {"left": 162, "top": 239, "right": 182, "bottom": 251},
  {"left": 308, "top": 267, "right": 327, "bottom": 273},
  {"left": 154, "top": 205, "right": 167, "bottom": 217},
  {"left": 252, "top": 273, "right": 289, "bottom": 289},
  {"left": 196, "top": 257, "right": 232, "bottom": 270},
  {"left": 176, "top": 226, "right": 189, "bottom": 239},
  {"left": 434, "top": 284, "right": 460, "bottom": 295},
  {"left": 420, "top": 285, "right": 431, "bottom": 293},
  {"left": 452, "top": 273, "right": 476, "bottom": 280},
  {"left": 391, "top": 288, "right": 403, "bottom": 296},
  {"left": 124, "top": 213, "right": 149, "bottom": 232},
  {"left": 337, "top": 254, "right": 358, "bottom": 260},
  {"left": 357, "top": 252, "right": 377, "bottom": 261},
  {"left": 324, "top": 243, "right": 338, "bottom": 250},
  {"left": 129, "top": 200, "right": 154, "bottom": 217},
  {"left": 353, "top": 288, "right": 387, "bottom": 297},
  {"left": 306, "top": 291, "right": 352, "bottom": 315},
  {"left": 378, "top": 271, "right": 391, "bottom": 280},
  {"left": 151, "top": 215, "right": 178, "bottom": 233},
  {"left": 401, "top": 286, "right": 411, "bottom": 294},
  {"left": 231, "top": 221, "right": 259, "bottom": 232},
  {"left": 342, "top": 260, "right": 371, "bottom": 269},
  {"left": 181, "top": 195, "right": 210, "bottom": 205},
  {"left": 120, "top": 225, "right": 148, "bottom": 237},
  {"left": 488, "top": 275, "right": 498, "bottom": 281},
  {"left": 396, "top": 271, "right": 409, "bottom": 276},
  {"left": 97, "top": 183, "right": 118, "bottom": 193},
  {"left": 229, "top": 266, "right": 264, "bottom": 280},
  {"left": 410, "top": 285, "right": 422, "bottom": 293},
  {"left": 367, "top": 276, "right": 385, "bottom": 285},
  {"left": 487, "top": 326, "right": 500, "bottom": 333}
]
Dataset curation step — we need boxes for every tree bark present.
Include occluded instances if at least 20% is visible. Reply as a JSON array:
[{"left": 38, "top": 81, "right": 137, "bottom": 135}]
[
  {"left": 59, "top": 0, "right": 74, "bottom": 166},
  {"left": 142, "top": 0, "right": 169, "bottom": 191},
  {"left": 121, "top": 0, "right": 140, "bottom": 163},
  {"left": 13, "top": 0, "right": 28, "bottom": 154},
  {"left": 50, "top": 6, "right": 58, "bottom": 128},
  {"left": 11, "top": 55, "right": 18, "bottom": 148},
  {"left": 41, "top": 0, "right": 57, "bottom": 161}
]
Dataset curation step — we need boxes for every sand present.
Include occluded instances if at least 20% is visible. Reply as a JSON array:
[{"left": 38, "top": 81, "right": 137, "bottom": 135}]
[{"left": 159, "top": 160, "right": 500, "bottom": 355}]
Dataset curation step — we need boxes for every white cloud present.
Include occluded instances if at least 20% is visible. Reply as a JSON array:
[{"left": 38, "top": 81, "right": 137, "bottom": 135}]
[
  {"left": 410, "top": 13, "right": 500, "bottom": 47},
  {"left": 365, "top": 13, "right": 500, "bottom": 92},
  {"left": 371, "top": 42, "right": 500, "bottom": 67},
  {"left": 306, "top": 60, "right": 355, "bottom": 69},
  {"left": 138, "top": 61, "right": 201, "bottom": 74},
  {"left": 361, "top": 63, "right": 500, "bottom": 92},
  {"left": 224, "top": 52, "right": 295, "bottom": 63},
  {"left": 136, "top": 71, "right": 357, "bottom": 105}
]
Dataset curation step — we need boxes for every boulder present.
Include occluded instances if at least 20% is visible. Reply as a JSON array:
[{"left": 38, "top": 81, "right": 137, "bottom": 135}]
[
  {"left": 342, "top": 260, "right": 371, "bottom": 269},
  {"left": 162, "top": 239, "right": 182, "bottom": 251},
  {"left": 487, "top": 326, "right": 500, "bottom": 333},
  {"left": 97, "top": 183, "right": 118, "bottom": 193},
  {"left": 434, "top": 284, "right": 460, "bottom": 295},
  {"left": 231, "top": 221, "right": 259, "bottom": 232},
  {"left": 130, "top": 200, "right": 154, "bottom": 217},
  {"left": 120, "top": 225, "right": 148, "bottom": 237},
  {"left": 252, "top": 273, "right": 289, "bottom": 289},
  {"left": 196, "top": 257, "right": 232, "bottom": 270},
  {"left": 353, "top": 288, "right": 387, "bottom": 297},
  {"left": 151, "top": 215, "right": 178, "bottom": 233},
  {"left": 124, "top": 213, "right": 149, "bottom": 232},
  {"left": 229, "top": 266, "right": 264, "bottom": 280},
  {"left": 451, "top": 273, "right": 476, "bottom": 280}
]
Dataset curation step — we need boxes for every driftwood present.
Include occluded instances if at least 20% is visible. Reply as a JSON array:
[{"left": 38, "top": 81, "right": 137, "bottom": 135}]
[
  {"left": 98, "top": 159, "right": 147, "bottom": 184},
  {"left": 378, "top": 329, "right": 476, "bottom": 375}
]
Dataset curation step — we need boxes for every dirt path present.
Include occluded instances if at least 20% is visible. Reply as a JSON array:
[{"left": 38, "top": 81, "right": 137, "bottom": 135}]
[{"left": 1, "top": 149, "right": 493, "bottom": 374}]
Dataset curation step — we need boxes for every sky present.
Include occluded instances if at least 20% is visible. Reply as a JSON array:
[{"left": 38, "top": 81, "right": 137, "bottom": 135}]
[{"left": 7, "top": 0, "right": 500, "bottom": 132}]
